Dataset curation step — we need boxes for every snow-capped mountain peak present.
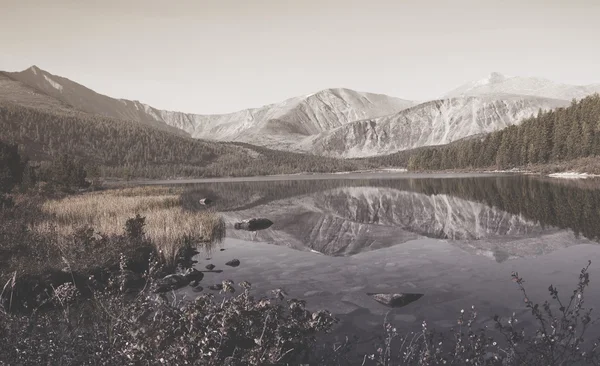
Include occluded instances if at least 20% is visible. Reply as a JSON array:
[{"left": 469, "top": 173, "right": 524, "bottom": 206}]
[
  {"left": 445, "top": 72, "right": 600, "bottom": 100},
  {"left": 477, "top": 72, "right": 509, "bottom": 86}
]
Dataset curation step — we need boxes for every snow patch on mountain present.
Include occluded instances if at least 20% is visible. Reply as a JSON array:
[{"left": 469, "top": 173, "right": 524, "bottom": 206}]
[{"left": 43, "top": 74, "right": 63, "bottom": 91}]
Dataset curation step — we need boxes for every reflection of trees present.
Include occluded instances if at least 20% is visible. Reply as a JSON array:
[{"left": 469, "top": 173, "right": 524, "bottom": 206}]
[
  {"left": 182, "top": 175, "right": 600, "bottom": 244},
  {"left": 401, "top": 176, "right": 600, "bottom": 242}
]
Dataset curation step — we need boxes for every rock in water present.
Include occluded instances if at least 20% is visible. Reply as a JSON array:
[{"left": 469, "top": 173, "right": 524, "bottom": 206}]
[
  {"left": 225, "top": 259, "right": 240, "bottom": 267},
  {"left": 192, "top": 285, "right": 204, "bottom": 293},
  {"left": 184, "top": 268, "right": 204, "bottom": 285},
  {"left": 151, "top": 268, "right": 204, "bottom": 293},
  {"left": 205, "top": 264, "right": 216, "bottom": 270},
  {"left": 234, "top": 218, "right": 273, "bottom": 231},
  {"left": 367, "top": 293, "right": 424, "bottom": 308},
  {"left": 209, "top": 284, "right": 224, "bottom": 291},
  {"left": 152, "top": 274, "right": 188, "bottom": 293}
]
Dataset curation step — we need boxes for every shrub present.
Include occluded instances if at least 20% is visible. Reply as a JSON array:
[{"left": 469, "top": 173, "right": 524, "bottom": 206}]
[
  {"left": 124, "top": 214, "right": 146, "bottom": 241},
  {"left": 362, "top": 261, "right": 600, "bottom": 366}
]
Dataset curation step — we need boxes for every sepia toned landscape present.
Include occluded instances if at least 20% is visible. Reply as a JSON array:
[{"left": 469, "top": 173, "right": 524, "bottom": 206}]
[{"left": 2, "top": 0, "right": 600, "bottom": 365}]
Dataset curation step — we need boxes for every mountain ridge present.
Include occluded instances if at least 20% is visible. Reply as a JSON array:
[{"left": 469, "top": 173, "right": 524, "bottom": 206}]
[{"left": 3, "top": 65, "right": 599, "bottom": 159}]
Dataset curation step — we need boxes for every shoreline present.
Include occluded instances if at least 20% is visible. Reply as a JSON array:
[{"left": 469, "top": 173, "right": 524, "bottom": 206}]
[
  {"left": 101, "top": 163, "right": 600, "bottom": 186},
  {"left": 103, "top": 170, "right": 514, "bottom": 186}
]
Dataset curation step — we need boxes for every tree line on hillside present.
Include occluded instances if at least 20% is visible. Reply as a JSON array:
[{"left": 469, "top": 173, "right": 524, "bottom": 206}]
[
  {"left": 401, "top": 94, "right": 600, "bottom": 170},
  {"left": 0, "top": 103, "right": 372, "bottom": 179},
  {"left": 1, "top": 139, "right": 92, "bottom": 199}
]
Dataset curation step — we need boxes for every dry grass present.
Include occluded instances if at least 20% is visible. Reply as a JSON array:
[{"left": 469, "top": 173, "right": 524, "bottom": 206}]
[{"left": 33, "top": 186, "right": 226, "bottom": 265}]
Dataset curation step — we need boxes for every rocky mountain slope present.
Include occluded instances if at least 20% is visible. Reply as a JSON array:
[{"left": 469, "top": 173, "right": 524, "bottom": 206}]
[
  {"left": 156, "top": 88, "right": 415, "bottom": 149},
  {"left": 307, "top": 94, "right": 569, "bottom": 158}
]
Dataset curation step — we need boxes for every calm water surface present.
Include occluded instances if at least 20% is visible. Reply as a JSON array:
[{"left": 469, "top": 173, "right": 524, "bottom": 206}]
[{"left": 172, "top": 174, "right": 600, "bottom": 344}]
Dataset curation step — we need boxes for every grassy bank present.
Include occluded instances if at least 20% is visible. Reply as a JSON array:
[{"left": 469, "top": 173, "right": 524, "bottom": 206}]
[
  {"left": 33, "top": 186, "right": 225, "bottom": 266},
  {"left": 0, "top": 186, "right": 225, "bottom": 311}
]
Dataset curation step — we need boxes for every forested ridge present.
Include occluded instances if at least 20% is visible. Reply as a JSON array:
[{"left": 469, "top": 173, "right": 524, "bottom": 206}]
[
  {"left": 0, "top": 102, "right": 371, "bottom": 179},
  {"left": 402, "top": 94, "right": 600, "bottom": 170}
]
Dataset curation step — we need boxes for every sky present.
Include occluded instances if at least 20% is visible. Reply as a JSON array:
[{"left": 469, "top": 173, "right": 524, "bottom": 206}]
[{"left": 2, "top": 0, "right": 599, "bottom": 114}]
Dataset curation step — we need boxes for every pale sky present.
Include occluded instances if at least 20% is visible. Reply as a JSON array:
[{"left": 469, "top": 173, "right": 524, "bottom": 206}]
[{"left": 1, "top": 0, "right": 599, "bottom": 114}]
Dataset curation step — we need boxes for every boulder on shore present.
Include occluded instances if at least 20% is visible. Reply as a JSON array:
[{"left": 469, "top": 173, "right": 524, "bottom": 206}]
[{"left": 367, "top": 293, "right": 424, "bottom": 308}]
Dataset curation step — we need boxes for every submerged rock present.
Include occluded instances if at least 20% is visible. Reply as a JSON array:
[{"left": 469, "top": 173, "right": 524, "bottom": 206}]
[
  {"left": 192, "top": 285, "right": 204, "bottom": 293},
  {"left": 152, "top": 274, "right": 188, "bottom": 293},
  {"left": 185, "top": 268, "right": 204, "bottom": 286},
  {"left": 152, "top": 268, "right": 204, "bottom": 293},
  {"left": 205, "top": 264, "right": 216, "bottom": 270},
  {"left": 367, "top": 293, "right": 424, "bottom": 308},
  {"left": 225, "top": 259, "right": 240, "bottom": 267},
  {"left": 234, "top": 218, "right": 273, "bottom": 231},
  {"left": 209, "top": 284, "right": 224, "bottom": 291}
]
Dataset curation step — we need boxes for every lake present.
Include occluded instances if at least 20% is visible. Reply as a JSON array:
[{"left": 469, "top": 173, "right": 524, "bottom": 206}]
[{"left": 168, "top": 173, "right": 600, "bottom": 347}]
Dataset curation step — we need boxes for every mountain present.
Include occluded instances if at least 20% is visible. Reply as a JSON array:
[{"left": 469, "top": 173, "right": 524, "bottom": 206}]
[
  {"left": 155, "top": 88, "right": 415, "bottom": 150},
  {"left": 5, "top": 66, "right": 187, "bottom": 136},
  {"left": 4, "top": 66, "right": 598, "bottom": 160},
  {"left": 6, "top": 66, "right": 414, "bottom": 150},
  {"left": 0, "top": 71, "right": 73, "bottom": 113},
  {"left": 445, "top": 72, "right": 600, "bottom": 100},
  {"left": 306, "top": 94, "right": 569, "bottom": 158}
]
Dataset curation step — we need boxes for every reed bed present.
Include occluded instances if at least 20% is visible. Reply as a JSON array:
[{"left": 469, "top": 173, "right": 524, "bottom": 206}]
[{"left": 33, "top": 186, "right": 226, "bottom": 265}]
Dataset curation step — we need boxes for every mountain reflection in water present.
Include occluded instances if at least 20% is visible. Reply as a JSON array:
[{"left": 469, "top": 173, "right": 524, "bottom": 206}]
[{"left": 180, "top": 175, "right": 600, "bottom": 260}]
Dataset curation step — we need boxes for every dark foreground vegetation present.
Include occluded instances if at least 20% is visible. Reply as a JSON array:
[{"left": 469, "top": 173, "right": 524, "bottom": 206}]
[
  {"left": 401, "top": 94, "right": 600, "bottom": 172},
  {"left": 3, "top": 146, "right": 600, "bottom": 365},
  {"left": 3, "top": 241, "right": 600, "bottom": 365}
]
